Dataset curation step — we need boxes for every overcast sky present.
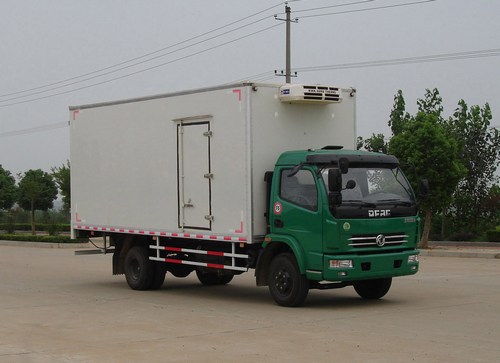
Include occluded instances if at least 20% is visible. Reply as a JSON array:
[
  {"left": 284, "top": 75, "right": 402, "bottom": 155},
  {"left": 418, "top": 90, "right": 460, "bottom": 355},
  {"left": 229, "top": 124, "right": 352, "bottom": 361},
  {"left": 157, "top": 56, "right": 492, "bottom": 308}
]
[{"left": 1, "top": 0, "right": 499, "bottom": 176}]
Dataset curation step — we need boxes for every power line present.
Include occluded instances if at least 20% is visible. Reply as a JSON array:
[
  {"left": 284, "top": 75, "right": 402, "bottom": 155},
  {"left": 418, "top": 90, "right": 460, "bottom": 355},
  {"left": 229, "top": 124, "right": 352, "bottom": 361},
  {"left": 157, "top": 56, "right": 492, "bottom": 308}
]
[
  {"left": 294, "top": 48, "right": 500, "bottom": 72},
  {"left": 297, "top": 0, "right": 436, "bottom": 19},
  {"left": 0, "top": 16, "right": 275, "bottom": 104},
  {"left": 288, "top": 0, "right": 376, "bottom": 14},
  {"left": 0, "top": 0, "right": 439, "bottom": 106},
  {"left": 5, "top": 47, "right": 500, "bottom": 138},
  {"left": 230, "top": 48, "right": 500, "bottom": 83},
  {"left": 0, "top": 2, "right": 284, "bottom": 100},
  {"left": 0, "top": 22, "right": 284, "bottom": 109},
  {"left": 0, "top": 121, "right": 68, "bottom": 138}
]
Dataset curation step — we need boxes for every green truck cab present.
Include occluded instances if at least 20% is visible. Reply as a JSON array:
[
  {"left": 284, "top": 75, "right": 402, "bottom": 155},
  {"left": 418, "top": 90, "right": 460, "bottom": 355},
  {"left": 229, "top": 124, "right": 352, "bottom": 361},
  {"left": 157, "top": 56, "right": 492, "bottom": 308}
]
[{"left": 259, "top": 147, "right": 420, "bottom": 306}]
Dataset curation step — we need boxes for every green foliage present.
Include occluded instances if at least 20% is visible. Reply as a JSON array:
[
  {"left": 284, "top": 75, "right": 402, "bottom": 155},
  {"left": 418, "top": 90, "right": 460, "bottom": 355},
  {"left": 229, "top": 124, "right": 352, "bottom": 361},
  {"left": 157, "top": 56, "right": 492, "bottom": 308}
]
[
  {"left": 0, "top": 223, "right": 70, "bottom": 232},
  {"left": 417, "top": 88, "right": 443, "bottom": 117},
  {"left": 17, "top": 169, "right": 58, "bottom": 235},
  {"left": 388, "top": 90, "right": 411, "bottom": 136},
  {"left": 389, "top": 112, "right": 465, "bottom": 213},
  {"left": 0, "top": 234, "right": 85, "bottom": 243},
  {"left": 51, "top": 161, "right": 71, "bottom": 213},
  {"left": 486, "top": 230, "right": 500, "bottom": 242},
  {"left": 18, "top": 169, "right": 58, "bottom": 211},
  {"left": 360, "top": 133, "right": 388, "bottom": 153},
  {"left": 0, "top": 165, "right": 17, "bottom": 211},
  {"left": 447, "top": 101, "right": 500, "bottom": 234},
  {"left": 387, "top": 89, "right": 466, "bottom": 247}
]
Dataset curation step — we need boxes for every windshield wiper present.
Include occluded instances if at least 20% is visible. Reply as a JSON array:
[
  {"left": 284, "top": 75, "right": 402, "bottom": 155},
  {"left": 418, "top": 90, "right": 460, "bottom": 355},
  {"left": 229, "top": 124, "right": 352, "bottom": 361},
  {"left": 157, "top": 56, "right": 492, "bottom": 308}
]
[
  {"left": 378, "top": 199, "right": 415, "bottom": 207},
  {"left": 342, "top": 200, "right": 377, "bottom": 208}
]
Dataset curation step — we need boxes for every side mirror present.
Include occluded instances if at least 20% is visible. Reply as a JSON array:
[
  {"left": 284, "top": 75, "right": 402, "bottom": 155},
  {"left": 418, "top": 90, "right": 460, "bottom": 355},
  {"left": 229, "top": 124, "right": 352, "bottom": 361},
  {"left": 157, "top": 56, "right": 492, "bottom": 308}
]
[
  {"left": 328, "top": 168, "right": 343, "bottom": 207},
  {"left": 328, "top": 168, "right": 342, "bottom": 192},
  {"left": 345, "top": 179, "right": 356, "bottom": 190},
  {"left": 339, "top": 158, "right": 349, "bottom": 174}
]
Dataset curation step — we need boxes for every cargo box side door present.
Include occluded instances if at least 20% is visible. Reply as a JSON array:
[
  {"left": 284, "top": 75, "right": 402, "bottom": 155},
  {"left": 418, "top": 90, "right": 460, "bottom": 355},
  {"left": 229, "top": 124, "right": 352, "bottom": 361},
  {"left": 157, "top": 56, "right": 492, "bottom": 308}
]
[{"left": 177, "top": 121, "right": 212, "bottom": 230}]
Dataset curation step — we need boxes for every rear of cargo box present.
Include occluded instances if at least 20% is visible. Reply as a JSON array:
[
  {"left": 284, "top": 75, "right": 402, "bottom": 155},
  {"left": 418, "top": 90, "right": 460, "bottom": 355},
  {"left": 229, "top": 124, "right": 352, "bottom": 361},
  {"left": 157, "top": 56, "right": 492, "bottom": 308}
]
[{"left": 70, "top": 83, "right": 356, "bottom": 243}]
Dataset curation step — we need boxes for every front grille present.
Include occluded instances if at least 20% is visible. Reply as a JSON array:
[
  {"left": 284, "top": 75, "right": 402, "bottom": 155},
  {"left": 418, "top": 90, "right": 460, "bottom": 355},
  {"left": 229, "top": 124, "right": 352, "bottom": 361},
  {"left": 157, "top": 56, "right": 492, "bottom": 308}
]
[{"left": 348, "top": 233, "right": 408, "bottom": 248}]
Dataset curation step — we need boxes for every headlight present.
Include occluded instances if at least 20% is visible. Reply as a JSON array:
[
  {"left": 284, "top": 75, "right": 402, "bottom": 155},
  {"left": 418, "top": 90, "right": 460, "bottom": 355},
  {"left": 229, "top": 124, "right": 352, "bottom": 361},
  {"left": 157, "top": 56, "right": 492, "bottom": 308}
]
[
  {"left": 408, "top": 255, "right": 419, "bottom": 263},
  {"left": 329, "top": 259, "right": 353, "bottom": 269}
]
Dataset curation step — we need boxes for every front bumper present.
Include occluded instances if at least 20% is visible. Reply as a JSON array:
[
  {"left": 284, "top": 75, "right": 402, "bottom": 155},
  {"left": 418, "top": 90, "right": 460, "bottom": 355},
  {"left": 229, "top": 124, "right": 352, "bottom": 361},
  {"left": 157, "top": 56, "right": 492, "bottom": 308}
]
[{"left": 322, "top": 249, "right": 419, "bottom": 282}]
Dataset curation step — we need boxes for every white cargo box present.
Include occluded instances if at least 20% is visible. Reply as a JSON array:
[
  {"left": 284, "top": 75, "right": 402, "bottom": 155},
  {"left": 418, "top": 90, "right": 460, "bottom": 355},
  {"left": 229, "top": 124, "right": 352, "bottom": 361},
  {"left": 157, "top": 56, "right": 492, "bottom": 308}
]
[{"left": 70, "top": 83, "right": 356, "bottom": 243}]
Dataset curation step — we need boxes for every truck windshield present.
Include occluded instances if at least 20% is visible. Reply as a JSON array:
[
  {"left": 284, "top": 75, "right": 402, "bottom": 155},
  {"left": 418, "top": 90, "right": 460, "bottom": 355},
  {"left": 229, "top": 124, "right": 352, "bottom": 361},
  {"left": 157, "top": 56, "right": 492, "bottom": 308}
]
[{"left": 322, "top": 166, "right": 416, "bottom": 218}]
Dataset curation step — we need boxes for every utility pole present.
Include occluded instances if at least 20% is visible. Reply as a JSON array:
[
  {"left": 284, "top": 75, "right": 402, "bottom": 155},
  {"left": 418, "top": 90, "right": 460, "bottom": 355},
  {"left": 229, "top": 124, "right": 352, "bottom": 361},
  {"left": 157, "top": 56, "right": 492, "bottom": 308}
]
[
  {"left": 285, "top": 4, "right": 292, "bottom": 83},
  {"left": 275, "top": 3, "right": 298, "bottom": 83}
]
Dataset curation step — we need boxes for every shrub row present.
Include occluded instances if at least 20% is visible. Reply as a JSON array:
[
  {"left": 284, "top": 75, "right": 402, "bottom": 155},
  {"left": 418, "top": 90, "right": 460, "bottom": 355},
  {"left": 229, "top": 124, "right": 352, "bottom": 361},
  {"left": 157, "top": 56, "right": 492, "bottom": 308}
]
[
  {"left": 0, "top": 224, "right": 71, "bottom": 232},
  {"left": 486, "top": 230, "right": 500, "bottom": 242},
  {"left": 0, "top": 234, "right": 87, "bottom": 243}
]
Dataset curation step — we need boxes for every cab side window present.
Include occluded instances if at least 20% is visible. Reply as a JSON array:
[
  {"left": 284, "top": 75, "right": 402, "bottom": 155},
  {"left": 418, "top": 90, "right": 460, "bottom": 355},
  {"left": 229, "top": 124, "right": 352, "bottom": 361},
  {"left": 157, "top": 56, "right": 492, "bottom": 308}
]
[{"left": 280, "top": 169, "right": 318, "bottom": 211}]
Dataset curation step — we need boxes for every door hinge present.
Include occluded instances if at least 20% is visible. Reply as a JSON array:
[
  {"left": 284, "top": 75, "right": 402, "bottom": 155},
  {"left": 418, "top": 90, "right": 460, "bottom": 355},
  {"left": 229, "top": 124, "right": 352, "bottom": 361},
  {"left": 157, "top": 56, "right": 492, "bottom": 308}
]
[
  {"left": 204, "top": 215, "right": 214, "bottom": 221},
  {"left": 203, "top": 131, "right": 213, "bottom": 137},
  {"left": 204, "top": 173, "right": 214, "bottom": 179}
]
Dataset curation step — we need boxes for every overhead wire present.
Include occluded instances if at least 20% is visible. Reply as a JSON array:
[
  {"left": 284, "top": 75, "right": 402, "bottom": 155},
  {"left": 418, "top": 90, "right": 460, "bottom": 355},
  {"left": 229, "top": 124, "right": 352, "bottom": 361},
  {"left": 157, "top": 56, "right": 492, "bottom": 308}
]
[
  {"left": 0, "top": 0, "right": 425, "bottom": 102},
  {"left": 0, "top": 1, "right": 284, "bottom": 100},
  {"left": 294, "top": 48, "right": 500, "bottom": 72},
  {"left": 0, "top": 22, "right": 284, "bottom": 108},
  {"left": 296, "top": 0, "right": 437, "bottom": 19},
  {"left": 0, "top": 16, "right": 276, "bottom": 104},
  {"left": 0, "top": 121, "right": 68, "bottom": 138},
  {"left": 228, "top": 48, "right": 500, "bottom": 84},
  {"left": 0, "top": 0, "right": 440, "bottom": 108}
]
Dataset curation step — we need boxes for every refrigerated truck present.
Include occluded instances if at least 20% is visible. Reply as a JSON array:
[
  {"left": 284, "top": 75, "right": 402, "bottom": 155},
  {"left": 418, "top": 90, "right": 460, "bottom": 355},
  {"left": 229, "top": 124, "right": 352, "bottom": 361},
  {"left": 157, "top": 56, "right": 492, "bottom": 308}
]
[{"left": 70, "top": 82, "right": 420, "bottom": 306}]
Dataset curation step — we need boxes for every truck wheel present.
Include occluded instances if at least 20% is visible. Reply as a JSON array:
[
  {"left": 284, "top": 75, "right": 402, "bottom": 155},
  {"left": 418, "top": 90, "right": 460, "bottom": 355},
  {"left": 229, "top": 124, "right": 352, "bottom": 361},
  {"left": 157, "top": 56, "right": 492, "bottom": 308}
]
[
  {"left": 353, "top": 278, "right": 392, "bottom": 299},
  {"left": 268, "top": 253, "right": 309, "bottom": 307},
  {"left": 124, "top": 246, "right": 154, "bottom": 290},
  {"left": 196, "top": 269, "right": 234, "bottom": 285},
  {"left": 150, "top": 263, "right": 167, "bottom": 290}
]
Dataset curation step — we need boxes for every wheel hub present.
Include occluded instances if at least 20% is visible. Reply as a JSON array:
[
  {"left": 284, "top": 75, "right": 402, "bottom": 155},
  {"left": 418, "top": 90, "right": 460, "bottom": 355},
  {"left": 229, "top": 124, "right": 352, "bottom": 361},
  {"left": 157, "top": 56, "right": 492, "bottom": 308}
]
[{"left": 275, "top": 270, "right": 291, "bottom": 293}]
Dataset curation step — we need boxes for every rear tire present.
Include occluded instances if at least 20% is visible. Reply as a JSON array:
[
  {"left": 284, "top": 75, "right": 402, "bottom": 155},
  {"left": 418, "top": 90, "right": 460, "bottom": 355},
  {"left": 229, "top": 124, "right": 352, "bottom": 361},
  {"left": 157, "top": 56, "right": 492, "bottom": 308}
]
[
  {"left": 150, "top": 263, "right": 167, "bottom": 290},
  {"left": 124, "top": 246, "right": 154, "bottom": 290},
  {"left": 353, "top": 278, "right": 392, "bottom": 299},
  {"left": 268, "top": 253, "right": 309, "bottom": 307}
]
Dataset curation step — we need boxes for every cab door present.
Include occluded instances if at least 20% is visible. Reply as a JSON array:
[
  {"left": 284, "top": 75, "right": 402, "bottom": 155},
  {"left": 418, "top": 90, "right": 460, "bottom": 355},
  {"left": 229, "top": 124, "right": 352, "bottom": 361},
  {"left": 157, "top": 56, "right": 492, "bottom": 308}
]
[{"left": 271, "top": 168, "right": 323, "bottom": 271}]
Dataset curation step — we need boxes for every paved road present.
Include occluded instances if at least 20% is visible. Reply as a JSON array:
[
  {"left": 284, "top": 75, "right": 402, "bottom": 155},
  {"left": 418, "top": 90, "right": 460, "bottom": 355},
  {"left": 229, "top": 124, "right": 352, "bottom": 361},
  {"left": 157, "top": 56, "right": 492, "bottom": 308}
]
[{"left": 1, "top": 245, "right": 499, "bottom": 362}]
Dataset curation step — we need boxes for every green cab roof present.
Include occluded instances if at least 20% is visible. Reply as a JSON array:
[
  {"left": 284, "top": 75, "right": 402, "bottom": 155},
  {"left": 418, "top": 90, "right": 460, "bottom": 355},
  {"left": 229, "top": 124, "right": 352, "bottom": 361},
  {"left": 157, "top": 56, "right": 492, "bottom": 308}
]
[{"left": 276, "top": 147, "right": 399, "bottom": 167}]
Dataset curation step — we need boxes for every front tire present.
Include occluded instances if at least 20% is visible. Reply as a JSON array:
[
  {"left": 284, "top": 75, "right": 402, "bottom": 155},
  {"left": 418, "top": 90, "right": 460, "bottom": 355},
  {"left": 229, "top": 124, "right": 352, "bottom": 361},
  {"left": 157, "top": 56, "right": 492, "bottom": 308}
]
[
  {"left": 353, "top": 278, "right": 392, "bottom": 299},
  {"left": 124, "top": 246, "right": 155, "bottom": 290},
  {"left": 268, "top": 253, "right": 309, "bottom": 307}
]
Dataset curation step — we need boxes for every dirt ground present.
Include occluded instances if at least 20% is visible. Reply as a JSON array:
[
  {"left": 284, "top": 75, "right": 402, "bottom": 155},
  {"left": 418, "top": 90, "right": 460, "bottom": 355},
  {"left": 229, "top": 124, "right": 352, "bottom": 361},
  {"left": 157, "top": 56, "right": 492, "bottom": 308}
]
[{"left": 1, "top": 245, "right": 499, "bottom": 362}]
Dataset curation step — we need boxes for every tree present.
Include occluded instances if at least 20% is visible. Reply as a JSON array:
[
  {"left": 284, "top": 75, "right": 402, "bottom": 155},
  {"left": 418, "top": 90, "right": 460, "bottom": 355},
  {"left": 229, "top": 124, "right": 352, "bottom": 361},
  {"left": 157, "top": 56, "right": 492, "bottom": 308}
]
[
  {"left": 389, "top": 112, "right": 465, "bottom": 248},
  {"left": 388, "top": 89, "right": 411, "bottom": 136},
  {"left": 448, "top": 101, "right": 500, "bottom": 234},
  {"left": 51, "top": 161, "right": 71, "bottom": 213},
  {"left": 0, "top": 165, "right": 17, "bottom": 211},
  {"left": 361, "top": 133, "right": 388, "bottom": 153},
  {"left": 481, "top": 184, "right": 500, "bottom": 228},
  {"left": 17, "top": 169, "right": 58, "bottom": 235}
]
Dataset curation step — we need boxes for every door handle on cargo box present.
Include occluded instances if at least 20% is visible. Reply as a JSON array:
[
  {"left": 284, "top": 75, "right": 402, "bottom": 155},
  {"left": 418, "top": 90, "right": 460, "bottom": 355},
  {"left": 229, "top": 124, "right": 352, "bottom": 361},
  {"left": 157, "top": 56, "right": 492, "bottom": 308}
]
[{"left": 274, "top": 219, "right": 284, "bottom": 228}]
